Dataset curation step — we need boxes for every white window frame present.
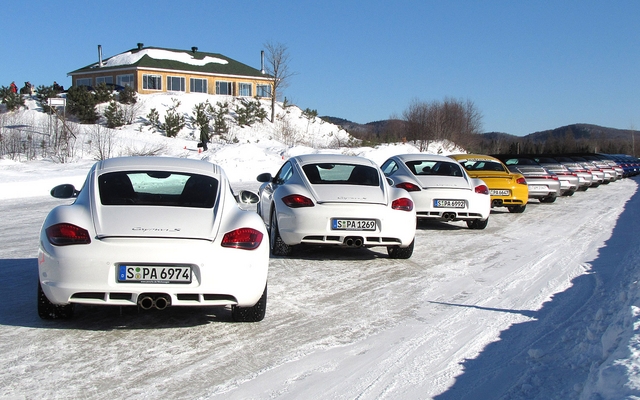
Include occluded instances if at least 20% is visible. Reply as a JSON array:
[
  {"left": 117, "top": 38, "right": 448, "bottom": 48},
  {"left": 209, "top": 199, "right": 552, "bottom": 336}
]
[
  {"left": 76, "top": 78, "right": 92, "bottom": 87},
  {"left": 190, "top": 78, "right": 208, "bottom": 93},
  {"left": 96, "top": 76, "right": 113, "bottom": 85},
  {"left": 238, "top": 82, "right": 252, "bottom": 97},
  {"left": 117, "top": 74, "right": 134, "bottom": 87},
  {"left": 216, "top": 81, "right": 233, "bottom": 95},
  {"left": 256, "top": 84, "right": 271, "bottom": 98},
  {"left": 143, "top": 74, "right": 162, "bottom": 90},
  {"left": 167, "top": 76, "right": 186, "bottom": 92}
]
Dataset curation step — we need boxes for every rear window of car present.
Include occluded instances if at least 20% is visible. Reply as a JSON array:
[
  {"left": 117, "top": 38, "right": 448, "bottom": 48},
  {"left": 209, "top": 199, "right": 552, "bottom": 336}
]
[
  {"left": 461, "top": 160, "right": 506, "bottom": 172},
  {"left": 405, "top": 161, "right": 463, "bottom": 177},
  {"left": 302, "top": 163, "right": 380, "bottom": 186},
  {"left": 98, "top": 171, "right": 218, "bottom": 208}
]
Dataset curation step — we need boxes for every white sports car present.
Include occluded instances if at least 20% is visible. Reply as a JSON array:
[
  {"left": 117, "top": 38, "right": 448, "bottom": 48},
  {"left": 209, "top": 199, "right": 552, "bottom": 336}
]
[
  {"left": 256, "top": 154, "right": 416, "bottom": 258},
  {"left": 380, "top": 154, "right": 491, "bottom": 229},
  {"left": 38, "top": 156, "right": 269, "bottom": 322}
]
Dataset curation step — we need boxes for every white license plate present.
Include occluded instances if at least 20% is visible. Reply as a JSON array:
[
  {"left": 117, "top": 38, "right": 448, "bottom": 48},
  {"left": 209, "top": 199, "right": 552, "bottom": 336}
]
[
  {"left": 490, "top": 189, "right": 510, "bottom": 196},
  {"left": 118, "top": 265, "right": 192, "bottom": 283},
  {"left": 529, "top": 185, "right": 548, "bottom": 191},
  {"left": 331, "top": 218, "right": 377, "bottom": 231},
  {"left": 433, "top": 199, "right": 466, "bottom": 208}
]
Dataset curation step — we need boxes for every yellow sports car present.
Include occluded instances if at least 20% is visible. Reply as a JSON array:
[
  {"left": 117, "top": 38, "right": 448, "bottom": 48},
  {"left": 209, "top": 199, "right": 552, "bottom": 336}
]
[{"left": 448, "top": 154, "right": 529, "bottom": 213}]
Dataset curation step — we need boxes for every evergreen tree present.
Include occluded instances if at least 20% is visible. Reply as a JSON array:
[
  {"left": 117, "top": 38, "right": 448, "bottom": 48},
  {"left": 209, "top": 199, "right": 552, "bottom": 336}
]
[
  {"left": 212, "top": 102, "right": 229, "bottom": 138},
  {"left": 35, "top": 85, "right": 58, "bottom": 114},
  {"left": 118, "top": 86, "right": 137, "bottom": 105},
  {"left": 0, "top": 86, "right": 25, "bottom": 111},
  {"left": 146, "top": 108, "right": 160, "bottom": 131},
  {"left": 161, "top": 99, "right": 185, "bottom": 138},
  {"left": 93, "top": 82, "right": 114, "bottom": 103},
  {"left": 66, "top": 86, "right": 99, "bottom": 123},
  {"left": 104, "top": 100, "right": 125, "bottom": 128}
]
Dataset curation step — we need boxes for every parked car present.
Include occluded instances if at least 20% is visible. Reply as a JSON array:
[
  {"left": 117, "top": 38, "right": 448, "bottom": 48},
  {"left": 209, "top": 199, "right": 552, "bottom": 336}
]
[
  {"left": 256, "top": 154, "right": 416, "bottom": 258},
  {"left": 492, "top": 155, "right": 561, "bottom": 203},
  {"left": 532, "top": 156, "right": 580, "bottom": 195},
  {"left": 552, "top": 155, "right": 594, "bottom": 190},
  {"left": 380, "top": 154, "right": 490, "bottom": 229},
  {"left": 569, "top": 156, "right": 605, "bottom": 186},
  {"left": 580, "top": 154, "right": 618, "bottom": 182},
  {"left": 593, "top": 153, "right": 624, "bottom": 179},
  {"left": 448, "top": 154, "right": 529, "bottom": 213},
  {"left": 38, "top": 156, "right": 269, "bottom": 322}
]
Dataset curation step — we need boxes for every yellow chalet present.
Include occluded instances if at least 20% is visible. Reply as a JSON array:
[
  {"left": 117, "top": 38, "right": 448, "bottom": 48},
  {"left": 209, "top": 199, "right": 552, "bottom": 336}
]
[{"left": 67, "top": 44, "right": 273, "bottom": 98}]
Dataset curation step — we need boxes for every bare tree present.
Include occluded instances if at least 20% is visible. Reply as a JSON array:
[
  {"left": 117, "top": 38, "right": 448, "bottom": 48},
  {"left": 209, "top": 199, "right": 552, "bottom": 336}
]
[
  {"left": 402, "top": 98, "right": 483, "bottom": 151},
  {"left": 263, "top": 41, "right": 296, "bottom": 122}
]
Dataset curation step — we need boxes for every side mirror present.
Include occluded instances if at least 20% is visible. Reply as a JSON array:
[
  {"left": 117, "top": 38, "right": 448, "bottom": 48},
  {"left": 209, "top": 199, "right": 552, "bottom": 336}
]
[
  {"left": 386, "top": 177, "right": 394, "bottom": 187},
  {"left": 256, "top": 172, "right": 273, "bottom": 183},
  {"left": 50, "top": 184, "right": 78, "bottom": 199},
  {"left": 237, "top": 190, "right": 259, "bottom": 204}
]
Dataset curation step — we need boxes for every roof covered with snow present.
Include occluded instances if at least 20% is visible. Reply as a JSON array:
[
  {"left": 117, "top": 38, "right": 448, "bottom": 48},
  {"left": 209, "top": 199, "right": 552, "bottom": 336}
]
[{"left": 69, "top": 46, "right": 269, "bottom": 79}]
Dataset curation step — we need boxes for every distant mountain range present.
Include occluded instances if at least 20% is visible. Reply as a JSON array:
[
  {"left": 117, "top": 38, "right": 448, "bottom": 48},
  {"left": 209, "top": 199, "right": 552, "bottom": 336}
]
[{"left": 321, "top": 117, "right": 637, "bottom": 141}]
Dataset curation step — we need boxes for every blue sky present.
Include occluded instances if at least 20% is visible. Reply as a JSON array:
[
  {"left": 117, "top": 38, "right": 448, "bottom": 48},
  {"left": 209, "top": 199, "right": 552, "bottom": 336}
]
[{"left": 2, "top": 1, "right": 638, "bottom": 136}]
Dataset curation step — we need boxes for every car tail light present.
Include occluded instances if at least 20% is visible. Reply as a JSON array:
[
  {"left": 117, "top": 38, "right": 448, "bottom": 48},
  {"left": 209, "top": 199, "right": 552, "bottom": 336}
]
[
  {"left": 516, "top": 177, "right": 527, "bottom": 185},
  {"left": 282, "top": 194, "right": 314, "bottom": 208},
  {"left": 392, "top": 197, "right": 414, "bottom": 211},
  {"left": 395, "top": 182, "right": 421, "bottom": 192},
  {"left": 46, "top": 223, "right": 91, "bottom": 246},
  {"left": 475, "top": 184, "right": 489, "bottom": 195},
  {"left": 221, "top": 228, "right": 263, "bottom": 250}
]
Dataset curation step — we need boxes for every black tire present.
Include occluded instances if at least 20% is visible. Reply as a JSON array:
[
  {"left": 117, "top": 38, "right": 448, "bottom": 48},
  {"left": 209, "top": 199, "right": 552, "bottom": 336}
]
[
  {"left": 466, "top": 218, "right": 488, "bottom": 230},
  {"left": 232, "top": 284, "right": 267, "bottom": 322},
  {"left": 388, "top": 239, "right": 414, "bottom": 259},
  {"left": 563, "top": 190, "right": 575, "bottom": 197},
  {"left": 270, "top": 211, "right": 293, "bottom": 256},
  {"left": 539, "top": 195, "right": 557, "bottom": 203},
  {"left": 507, "top": 205, "right": 526, "bottom": 213},
  {"left": 38, "top": 281, "right": 74, "bottom": 320}
]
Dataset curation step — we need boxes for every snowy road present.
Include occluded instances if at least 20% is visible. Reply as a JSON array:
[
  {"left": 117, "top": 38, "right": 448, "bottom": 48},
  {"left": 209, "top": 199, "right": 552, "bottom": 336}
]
[{"left": 1, "top": 177, "right": 638, "bottom": 399}]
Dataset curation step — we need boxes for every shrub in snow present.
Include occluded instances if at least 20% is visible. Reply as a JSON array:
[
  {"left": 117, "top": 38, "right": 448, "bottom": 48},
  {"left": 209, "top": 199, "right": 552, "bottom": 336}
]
[
  {"left": 66, "top": 86, "right": 99, "bottom": 124},
  {"left": 146, "top": 108, "right": 160, "bottom": 131},
  {"left": 104, "top": 101, "right": 125, "bottom": 128},
  {"left": 34, "top": 85, "right": 58, "bottom": 114},
  {"left": 161, "top": 98, "right": 186, "bottom": 138},
  {"left": 0, "top": 86, "right": 25, "bottom": 112},
  {"left": 118, "top": 86, "right": 137, "bottom": 105}
]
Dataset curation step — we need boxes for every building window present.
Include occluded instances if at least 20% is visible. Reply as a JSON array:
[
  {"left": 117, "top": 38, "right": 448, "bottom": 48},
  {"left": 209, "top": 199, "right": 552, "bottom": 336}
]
[
  {"left": 190, "top": 78, "right": 208, "bottom": 93},
  {"left": 96, "top": 76, "right": 113, "bottom": 85},
  {"left": 143, "top": 74, "right": 162, "bottom": 90},
  {"left": 117, "top": 74, "right": 134, "bottom": 87},
  {"left": 238, "top": 83, "right": 252, "bottom": 97},
  {"left": 216, "top": 81, "right": 233, "bottom": 95},
  {"left": 76, "top": 78, "right": 92, "bottom": 87},
  {"left": 167, "top": 76, "right": 185, "bottom": 92},
  {"left": 256, "top": 84, "right": 271, "bottom": 98}
]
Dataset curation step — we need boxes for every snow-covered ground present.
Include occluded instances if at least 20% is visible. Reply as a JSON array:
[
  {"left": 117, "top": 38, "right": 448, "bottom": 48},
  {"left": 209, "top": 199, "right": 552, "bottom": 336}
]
[{"left": 1, "top": 94, "right": 639, "bottom": 399}]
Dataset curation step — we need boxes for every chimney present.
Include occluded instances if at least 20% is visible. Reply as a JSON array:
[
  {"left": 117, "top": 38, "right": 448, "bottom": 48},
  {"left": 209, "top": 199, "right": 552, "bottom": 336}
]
[
  {"left": 137, "top": 42, "right": 144, "bottom": 50},
  {"left": 98, "top": 45, "right": 103, "bottom": 67},
  {"left": 260, "top": 50, "right": 265, "bottom": 74},
  {"left": 191, "top": 46, "right": 198, "bottom": 54}
]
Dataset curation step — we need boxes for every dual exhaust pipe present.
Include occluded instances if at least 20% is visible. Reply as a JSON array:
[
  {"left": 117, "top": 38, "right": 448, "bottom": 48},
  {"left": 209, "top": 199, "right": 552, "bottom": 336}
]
[
  {"left": 344, "top": 236, "right": 364, "bottom": 247},
  {"left": 491, "top": 199, "right": 503, "bottom": 208},
  {"left": 442, "top": 212, "right": 456, "bottom": 221},
  {"left": 138, "top": 294, "right": 171, "bottom": 310}
]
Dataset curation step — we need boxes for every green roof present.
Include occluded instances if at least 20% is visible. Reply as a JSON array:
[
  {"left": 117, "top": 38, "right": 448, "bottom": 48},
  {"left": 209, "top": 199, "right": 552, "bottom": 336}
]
[{"left": 69, "top": 46, "right": 270, "bottom": 79}]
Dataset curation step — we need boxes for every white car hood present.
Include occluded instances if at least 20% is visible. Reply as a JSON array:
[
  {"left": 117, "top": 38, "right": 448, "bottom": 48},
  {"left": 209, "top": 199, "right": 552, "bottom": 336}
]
[
  {"left": 93, "top": 206, "right": 217, "bottom": 240},
  {"left": 308, "top": 184, "right": 387, "bottom": 205}
]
